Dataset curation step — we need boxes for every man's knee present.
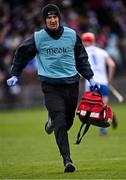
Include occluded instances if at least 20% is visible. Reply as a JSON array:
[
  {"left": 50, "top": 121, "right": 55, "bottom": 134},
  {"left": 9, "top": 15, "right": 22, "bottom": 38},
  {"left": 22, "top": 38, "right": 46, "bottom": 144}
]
[{"left": 50, "top": 111, "right": 66, "bottom": 129}]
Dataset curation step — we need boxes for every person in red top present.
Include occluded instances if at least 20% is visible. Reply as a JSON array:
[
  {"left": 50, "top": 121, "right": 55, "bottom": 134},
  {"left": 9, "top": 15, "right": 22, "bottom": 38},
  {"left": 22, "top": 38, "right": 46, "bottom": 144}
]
[{"left": 81, "top": 32, "right": 118, "bottom": 135}]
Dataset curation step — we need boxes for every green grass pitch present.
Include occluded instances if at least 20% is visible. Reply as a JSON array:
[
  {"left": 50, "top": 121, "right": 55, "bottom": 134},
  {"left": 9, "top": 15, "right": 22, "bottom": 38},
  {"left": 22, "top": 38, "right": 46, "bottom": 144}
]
[{"left": 0, "top": 103, "right": 126, "bottom": 179}]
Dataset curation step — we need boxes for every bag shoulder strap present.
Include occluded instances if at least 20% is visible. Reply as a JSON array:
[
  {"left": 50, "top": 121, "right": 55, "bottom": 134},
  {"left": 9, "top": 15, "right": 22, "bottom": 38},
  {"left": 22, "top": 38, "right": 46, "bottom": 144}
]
[
  {"left": 75, "top": 123, "right": 90, "bottom": 144},
  {"left": 75, "top": 111, "right": 91, "bottom": 144}
]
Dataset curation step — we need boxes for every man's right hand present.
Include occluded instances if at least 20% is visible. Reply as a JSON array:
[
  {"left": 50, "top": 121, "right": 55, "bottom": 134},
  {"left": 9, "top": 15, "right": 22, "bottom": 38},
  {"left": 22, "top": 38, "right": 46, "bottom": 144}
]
[{"left": 7, "top": 76, "right": 18, "bottom": 86}]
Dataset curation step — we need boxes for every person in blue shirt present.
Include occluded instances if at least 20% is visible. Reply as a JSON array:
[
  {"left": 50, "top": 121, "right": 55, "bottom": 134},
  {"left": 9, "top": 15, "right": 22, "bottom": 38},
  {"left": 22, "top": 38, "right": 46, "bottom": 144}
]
[{"left": 7, "top": 4, "right": 98, "bottom": 173}]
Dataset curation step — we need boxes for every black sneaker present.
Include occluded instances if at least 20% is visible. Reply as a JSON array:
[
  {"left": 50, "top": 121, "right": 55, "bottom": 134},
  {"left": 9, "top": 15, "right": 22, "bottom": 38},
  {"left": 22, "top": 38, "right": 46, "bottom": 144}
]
[
  {"left": 64, "top": 162, "right": 76, "bottom": 173},
  {"left": 45, "top": 116, "right": 54, "bottom": 134}
]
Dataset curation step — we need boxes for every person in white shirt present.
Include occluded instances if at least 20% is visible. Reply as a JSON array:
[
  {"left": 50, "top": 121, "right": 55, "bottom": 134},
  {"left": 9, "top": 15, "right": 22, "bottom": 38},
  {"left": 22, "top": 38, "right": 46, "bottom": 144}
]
[{"left": 81, "top": 32, "right": 117, "bottom": 135}]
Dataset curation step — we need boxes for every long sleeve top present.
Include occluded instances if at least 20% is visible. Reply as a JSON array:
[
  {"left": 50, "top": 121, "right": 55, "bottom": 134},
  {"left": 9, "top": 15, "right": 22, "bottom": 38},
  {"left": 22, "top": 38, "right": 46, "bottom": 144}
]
[{"left": 11, "top": 26, "right": 94, "bottom": 84}]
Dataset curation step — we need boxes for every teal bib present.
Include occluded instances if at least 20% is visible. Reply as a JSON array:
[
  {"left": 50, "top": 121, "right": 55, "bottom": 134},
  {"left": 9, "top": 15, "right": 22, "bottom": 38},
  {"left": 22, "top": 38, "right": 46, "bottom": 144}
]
[{"left": 34, "top": 26, "right": 77, "bottom": 78}]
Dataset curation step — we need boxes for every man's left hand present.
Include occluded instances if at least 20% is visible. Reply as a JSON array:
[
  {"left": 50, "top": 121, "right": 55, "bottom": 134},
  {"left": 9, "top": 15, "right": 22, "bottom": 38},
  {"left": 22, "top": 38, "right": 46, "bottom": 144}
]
[{"left": 88, "top": 78, "right": 100, "bottom": 91}]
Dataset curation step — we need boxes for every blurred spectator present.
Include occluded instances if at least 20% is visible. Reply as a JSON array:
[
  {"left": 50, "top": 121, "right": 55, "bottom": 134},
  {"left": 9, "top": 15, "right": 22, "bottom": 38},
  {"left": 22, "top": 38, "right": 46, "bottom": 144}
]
[
  {"left": 105, "top": 30, "right": 122, "bottom": 76},
  {"left": 5, "top": 30, "right": 23, "bottom": 51},
  {"left": 86, "top": 10, "right": 100, "bottom": 34},
  {"left": 0, "top": 22, "right": 20, "bottom": 109},
  {"left": 96, "top": 26, "right": 108, "bottom": 48},
  {"left": 63, "top": 7, "right": 80, "bottom": 32},
  {"left": 96, "top": 25, "right": 122, "bottom": 76}
]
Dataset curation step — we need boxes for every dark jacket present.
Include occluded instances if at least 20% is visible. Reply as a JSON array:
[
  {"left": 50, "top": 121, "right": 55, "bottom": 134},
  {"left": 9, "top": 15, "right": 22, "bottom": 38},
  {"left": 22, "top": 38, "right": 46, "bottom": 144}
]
[{"left": 12, "top": 26, "right": 94, "bottom": 84}]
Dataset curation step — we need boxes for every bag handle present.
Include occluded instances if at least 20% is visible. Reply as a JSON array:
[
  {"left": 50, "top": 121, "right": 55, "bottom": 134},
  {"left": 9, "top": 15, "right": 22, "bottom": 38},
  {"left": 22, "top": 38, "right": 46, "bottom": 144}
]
[
  {"left": 75, "top": 111, "right": 91, "bottom": 144},
  {"left": 90, "top": 85, "right": 101, "bottom": 95}
]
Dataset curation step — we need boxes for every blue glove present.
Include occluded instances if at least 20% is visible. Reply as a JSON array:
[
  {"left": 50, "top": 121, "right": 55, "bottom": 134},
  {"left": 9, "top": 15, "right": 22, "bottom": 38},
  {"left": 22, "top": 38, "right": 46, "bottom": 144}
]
[
  {"left": 7, "top": 76, "right": 18, "bottom": 86},
  {"left": 88, "top": 78, "right": 100, "bottom": 91}
]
